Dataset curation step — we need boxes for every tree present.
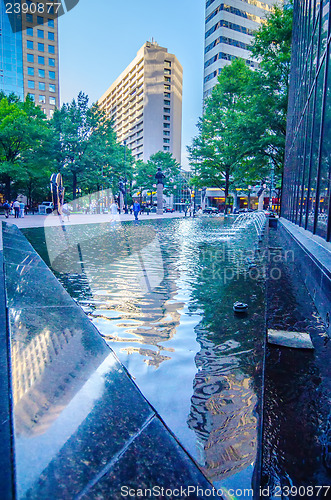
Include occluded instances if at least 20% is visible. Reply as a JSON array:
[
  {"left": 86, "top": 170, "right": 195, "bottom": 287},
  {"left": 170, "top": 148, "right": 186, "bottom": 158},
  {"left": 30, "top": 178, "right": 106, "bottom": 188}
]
[
  {"left": 0, "top": 93, "right": 50, "bottom": 200},
  {"left": 50, "top": 92, "right": 133, "bottom": 205},
  {"left": 188, "top": 4, "right": 293, "bottom": 193},
  {"left": 246, "top": 3, "right": 293, "bottom": 170},
  {"left": 146, "top": 151, "right": 180, "bottom": 195},
  {"left": 188, "top": 59, "right": 253, "bottom": 199}
]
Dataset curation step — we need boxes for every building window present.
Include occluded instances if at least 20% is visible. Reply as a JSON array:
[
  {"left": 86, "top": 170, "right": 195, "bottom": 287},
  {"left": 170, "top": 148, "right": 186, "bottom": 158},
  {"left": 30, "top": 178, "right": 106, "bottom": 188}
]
[
  {"left": 37, "top": 29, "right": 44, "bottom": 38},
  {"left": 163, "top": 138, "right": 170, "bottom": 144},
  {"left": 37, "top": 16, "right": 43, "bottom": 25},
  {"left": 164, "top": 76, "right": 171, "bottom": 82},
  {"left": 39, "top": 82, "right": 45, "bottom": 91},
  {"left": 164, "top": 107, "right": 170, "bottom": 113},
  {"left": 39, "top": 95, "right": 46, "bottom": 103},
  {"left": 49, "top": 84, "right": 56, "bottom": 92},
  {"left": 49, "top": 96, "right": 56, "bottom": 105},
  {"left": 164, "top": 84, "right": 170, "bottom": 91},
  {"left": 27, "top": 40, "right": 33, "bottom": 49},
  {"left": 165, "top": 60, "right": 171, "bottom": 68},
  {"left": 38, "top": 69, "right": 45, "bottom": 78},
  {"left": 38, "top": 56, "right": 45, "bottom": 65},
  {"left": 164, "top": 123, "right": 170, "bottom": 128},
  {"left": 48, "top": 45, "right": 55, "bottom": 54},
  {"left": 38, "top": 43, "right": 44, "bottom": 52},
  {"left": 49, "top": 58, "right": 55, "bottom": 67},
  {"left": 26, "top": 13, "right": 33, "bottom": 23},
  {"left": 164, "top": 100, "right": 170, "bottom": 105},
  {"left": 27, "top": 27, "right": 33, "bottom": 36},
  {"left": 27, "top": 67, "right": 34, "bottom": 76},
  {"left": 48, "top": 19, "right": 54, "bottom": 28},
  {"left": 48, "top": 32, "right": 55, "bottom": 40},
  {"left": 164, "top": 115, "right": 170, "bottom": 121},
  {"left": 49, "top": 71, "right": 55, "bottom": 79},
  {"left": 164, "top": 92, "right": 171, "bottom": 98},
  {"left": 27, "top": 53, "right": 34, "bottom": 63},
  {"left": 28, "top": 80, "right": 35, "bottom": 89},
  {"left": 163, "top": 131, "right": 170, "bottom": 136},
  {"left": 28, "top": 93, "right": 35, "bottom": 101},
  {"left": 163, "top": 146, "right": 170, "bottom": 151},
  {"left": 164, "top": 68, "right": 171, "bottom": 75}
]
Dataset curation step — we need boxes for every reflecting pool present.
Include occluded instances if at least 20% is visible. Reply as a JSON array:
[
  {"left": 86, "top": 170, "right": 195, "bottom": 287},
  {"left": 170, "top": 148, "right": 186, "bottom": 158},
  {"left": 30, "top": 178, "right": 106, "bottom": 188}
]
[{"left": 23, "top": 216, "right": 266, "bottom": 492}]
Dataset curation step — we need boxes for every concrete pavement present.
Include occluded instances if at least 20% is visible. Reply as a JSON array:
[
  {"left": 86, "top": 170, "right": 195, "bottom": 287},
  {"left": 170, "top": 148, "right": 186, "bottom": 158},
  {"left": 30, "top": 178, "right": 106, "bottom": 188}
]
[{"left": 0, "top": 211, "right": 186, "bottom": 249}]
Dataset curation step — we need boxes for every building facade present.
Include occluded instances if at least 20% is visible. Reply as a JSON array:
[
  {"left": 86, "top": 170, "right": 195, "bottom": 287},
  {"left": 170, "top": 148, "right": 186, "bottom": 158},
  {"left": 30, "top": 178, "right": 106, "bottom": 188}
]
[
  {"left": 99, "top": 42, "right": 183, "bottom": 164},
  {"left": 0, "top": 1, "right": 59, "bottom": 117},
  {"left": 203, "top": 0, "right": 277, "bottom": 99},
  {"left": 282, "top": 0, "right": 330, "bottom": 242}
]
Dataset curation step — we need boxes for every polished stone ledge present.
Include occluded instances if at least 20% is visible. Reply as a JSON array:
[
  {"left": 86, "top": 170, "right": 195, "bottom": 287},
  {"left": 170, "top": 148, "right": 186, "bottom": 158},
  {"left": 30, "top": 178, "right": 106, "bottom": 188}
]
[
  {"left": 3, "top": 223, "right": 216, "bottom": 500},
  {"left": 279, "top": 218, "right": 331, "bottom": 337}
]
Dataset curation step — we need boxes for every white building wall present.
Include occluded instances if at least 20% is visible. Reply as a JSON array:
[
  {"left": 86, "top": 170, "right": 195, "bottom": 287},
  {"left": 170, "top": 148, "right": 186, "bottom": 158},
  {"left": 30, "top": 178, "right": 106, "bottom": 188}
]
[{"left": 203, "top": 0, "right": 279, "bottom": 98}]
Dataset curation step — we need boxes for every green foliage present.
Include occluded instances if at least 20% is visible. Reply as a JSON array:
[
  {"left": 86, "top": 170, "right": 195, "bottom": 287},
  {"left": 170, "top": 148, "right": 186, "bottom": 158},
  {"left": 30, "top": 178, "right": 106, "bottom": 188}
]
[
  {"left": 146, "top": 151, "right": 180, "bottom": 194},
  {"left": 188, "top": 59, "right": 253, "bottom": 197},
  {"left": 49, "top": 92, "right": 133, "bottom": 202}
]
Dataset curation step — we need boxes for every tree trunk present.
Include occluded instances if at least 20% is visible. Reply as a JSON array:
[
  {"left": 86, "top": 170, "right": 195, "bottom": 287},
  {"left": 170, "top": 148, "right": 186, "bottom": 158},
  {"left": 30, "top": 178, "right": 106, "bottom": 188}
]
[
  {"left": 4, "top": 175, "right": 11, "bottom": 201},
  {"left": 224, "top": 169, "right": 230, "bottom": 214}
]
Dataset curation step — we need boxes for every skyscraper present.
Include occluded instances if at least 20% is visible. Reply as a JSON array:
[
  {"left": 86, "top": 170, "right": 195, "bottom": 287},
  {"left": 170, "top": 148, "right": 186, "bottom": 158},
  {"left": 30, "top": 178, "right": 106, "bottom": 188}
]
[
  {"left": 0, "top": 1, "right": 59, "bottom": 117},
  {"left": 99, "top": 41, "right": 183, "bottom": 164},
  {"left": 203, "top": 0, "right": 277, "bottom": 99}
]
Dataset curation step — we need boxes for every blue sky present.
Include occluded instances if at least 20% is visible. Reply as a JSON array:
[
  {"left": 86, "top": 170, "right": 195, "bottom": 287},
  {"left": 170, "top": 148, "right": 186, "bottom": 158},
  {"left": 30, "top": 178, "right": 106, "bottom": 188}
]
[{"left": 59, "top": 0, "right": 206, "bottom": 168}]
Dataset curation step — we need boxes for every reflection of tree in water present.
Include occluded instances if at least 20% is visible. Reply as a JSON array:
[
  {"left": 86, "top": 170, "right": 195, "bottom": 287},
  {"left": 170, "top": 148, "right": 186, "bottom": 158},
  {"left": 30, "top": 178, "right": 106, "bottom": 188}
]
[{"left": 187, "top": 236, "right": 265, "bottom": 482}]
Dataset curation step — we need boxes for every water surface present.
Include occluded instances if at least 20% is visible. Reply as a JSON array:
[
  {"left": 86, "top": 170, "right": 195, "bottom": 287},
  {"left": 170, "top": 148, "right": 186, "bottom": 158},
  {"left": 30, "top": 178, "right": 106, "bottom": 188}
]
[{"left": 24, "top": 216, "right": 266, "bottom": 492}]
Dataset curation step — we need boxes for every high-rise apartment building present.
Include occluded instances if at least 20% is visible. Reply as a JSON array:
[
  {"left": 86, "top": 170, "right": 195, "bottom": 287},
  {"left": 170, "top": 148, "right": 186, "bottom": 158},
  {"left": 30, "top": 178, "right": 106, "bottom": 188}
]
[
  {"left": 0, "top": 1, "right": 59, "bottom": 117},
  {"left": 99, "top": 42, "right": 183, "bottom": 163},
  {"left": 203, "top": 0, "right": 277, "bottom": 98}
]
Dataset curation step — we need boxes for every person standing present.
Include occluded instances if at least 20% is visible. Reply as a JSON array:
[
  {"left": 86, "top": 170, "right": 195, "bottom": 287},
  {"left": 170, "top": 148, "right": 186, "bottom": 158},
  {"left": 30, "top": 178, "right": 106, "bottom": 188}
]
[
  {"left": 13, "top": 200, "right": 20, "bottom": 219},
  {"left": 110, "top": 200, "right": 118, "bottom": 215},
  {"left": 19, "top": 201, "right": 25, "bottom": 218},
  {"left": 133, "top": 200, "right": 140, "bottom": 221}
]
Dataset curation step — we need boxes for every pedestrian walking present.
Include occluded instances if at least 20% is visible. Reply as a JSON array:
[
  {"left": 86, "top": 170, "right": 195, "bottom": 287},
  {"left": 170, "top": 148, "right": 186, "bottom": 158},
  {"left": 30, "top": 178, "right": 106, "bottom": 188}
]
[
  {"left": 3, "top": 201, "right": 10, "bottom": 218},
  {"left": 133, "top": 201, "right": 140, "bottom": 221},
  {"left": 19, "top": 201, "right": 25, "bottom": 218},
  {"left": 13, "top": 200, "right": 20, "bottom": 219}
]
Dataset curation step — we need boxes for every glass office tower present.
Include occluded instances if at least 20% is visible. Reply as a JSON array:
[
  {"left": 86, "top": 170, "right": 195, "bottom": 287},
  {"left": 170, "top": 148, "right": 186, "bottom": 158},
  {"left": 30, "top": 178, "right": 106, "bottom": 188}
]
[
  {"left": 282, "top": 0, "right": 330, "bottom": 242},
  {"left": 0, "top": 1, "right": 24, "bottom": 99}
]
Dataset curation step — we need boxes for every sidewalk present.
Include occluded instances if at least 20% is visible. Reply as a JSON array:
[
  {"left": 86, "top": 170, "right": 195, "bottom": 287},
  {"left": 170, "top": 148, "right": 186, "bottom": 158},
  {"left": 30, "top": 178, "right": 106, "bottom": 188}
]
[{"left": 0, "top": 211, "right": 185, "bottom": 249}]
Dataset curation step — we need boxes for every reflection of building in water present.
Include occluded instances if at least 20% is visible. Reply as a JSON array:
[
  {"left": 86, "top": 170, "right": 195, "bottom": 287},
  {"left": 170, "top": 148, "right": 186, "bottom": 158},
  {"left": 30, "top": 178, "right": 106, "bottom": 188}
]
[
  {"left": 90, "top": 264, "right": 184, "bottom": 368},
  {"left": 11, "top": 310, "right": 108, "bottom": 436},
  {"left": 187, "top": 330, "right": 257, "bottom": 480},
  {"left": 48, "top": 222, "right": 185, "bottom": 368}
]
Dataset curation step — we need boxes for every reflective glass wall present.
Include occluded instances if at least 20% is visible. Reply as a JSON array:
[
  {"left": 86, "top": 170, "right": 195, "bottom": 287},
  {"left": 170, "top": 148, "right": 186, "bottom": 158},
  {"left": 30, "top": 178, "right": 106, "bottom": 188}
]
[
  {"left": 0, "top": 2, "right": 24, "bottom": 99},
  {"left": 282, "top": 0, "right": 331, "bottom": 241}
]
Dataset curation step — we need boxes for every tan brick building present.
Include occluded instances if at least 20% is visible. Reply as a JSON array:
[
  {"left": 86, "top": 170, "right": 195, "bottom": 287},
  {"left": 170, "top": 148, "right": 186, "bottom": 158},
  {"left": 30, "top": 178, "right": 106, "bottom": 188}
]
[{"left": 99, "top": 41, "right": 183, "bottom": 163}]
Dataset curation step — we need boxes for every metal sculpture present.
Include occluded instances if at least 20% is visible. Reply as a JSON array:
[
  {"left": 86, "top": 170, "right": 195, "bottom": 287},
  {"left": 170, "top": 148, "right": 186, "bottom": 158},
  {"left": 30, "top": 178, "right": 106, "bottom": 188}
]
[{"left": 50, "top": 173, "right": 65, "bottom": 214}]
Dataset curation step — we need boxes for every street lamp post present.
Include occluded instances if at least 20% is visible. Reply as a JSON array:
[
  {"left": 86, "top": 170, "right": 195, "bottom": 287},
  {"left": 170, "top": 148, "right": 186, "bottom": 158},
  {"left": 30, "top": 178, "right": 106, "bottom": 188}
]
[{"left": 269, "top": 160, "right": 275, "bottom": 211}]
